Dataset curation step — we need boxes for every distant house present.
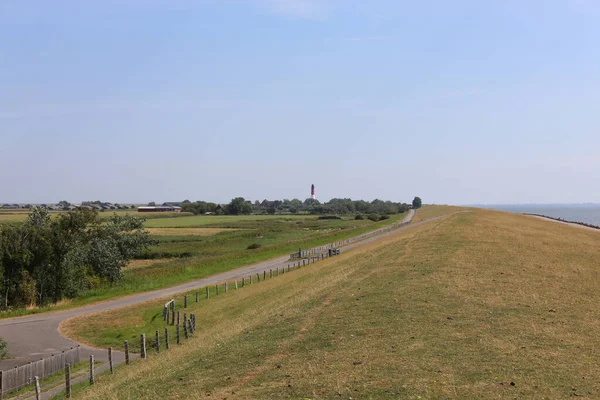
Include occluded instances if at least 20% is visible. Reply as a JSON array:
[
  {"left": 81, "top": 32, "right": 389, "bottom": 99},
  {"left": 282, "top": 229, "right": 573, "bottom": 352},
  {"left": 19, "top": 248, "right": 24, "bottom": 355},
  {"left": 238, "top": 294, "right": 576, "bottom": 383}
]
[
  {"left": 260, "top": 200, "right": 276, "bottom": 209},
  {"left": 2, "top": 204, "right": 19, "bottom": 210},
  {"left": 137, "top": 205, "right": 182, "bottom": 213}
]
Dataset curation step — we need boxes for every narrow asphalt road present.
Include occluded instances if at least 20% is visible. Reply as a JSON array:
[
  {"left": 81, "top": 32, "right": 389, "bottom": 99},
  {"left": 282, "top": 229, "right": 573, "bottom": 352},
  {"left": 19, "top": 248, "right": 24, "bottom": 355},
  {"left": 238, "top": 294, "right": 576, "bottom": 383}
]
[{"left": 1, "top": 210, "right": 417, "bottom": 373}]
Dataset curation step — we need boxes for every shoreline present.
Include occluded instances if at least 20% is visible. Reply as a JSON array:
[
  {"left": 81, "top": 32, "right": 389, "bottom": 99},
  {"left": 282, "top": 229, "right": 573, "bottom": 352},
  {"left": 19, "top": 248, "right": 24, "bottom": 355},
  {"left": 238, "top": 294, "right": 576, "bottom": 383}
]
[{"left": 524, "top": 213, "right": 600, "bottom": 232}]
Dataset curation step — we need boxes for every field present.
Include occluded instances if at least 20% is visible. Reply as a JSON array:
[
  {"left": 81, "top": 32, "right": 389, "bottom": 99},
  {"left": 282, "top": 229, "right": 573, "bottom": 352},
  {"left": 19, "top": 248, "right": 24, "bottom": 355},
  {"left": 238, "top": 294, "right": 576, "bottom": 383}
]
[
  {"left": 60, "top": 207, "right": 600, "bottom": 399},
  {"left": 0, "top": 209, "right": 192, "bottom": 223},
  {"left": 1, "top": 212, "right": 408, "bottom": 318}
]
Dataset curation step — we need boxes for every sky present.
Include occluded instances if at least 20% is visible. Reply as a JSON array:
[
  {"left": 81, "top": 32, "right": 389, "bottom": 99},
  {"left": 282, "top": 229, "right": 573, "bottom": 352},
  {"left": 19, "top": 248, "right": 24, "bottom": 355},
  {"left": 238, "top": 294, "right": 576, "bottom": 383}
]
[{"left": 1, "top": 0, "right": 599, "bottom": 205}]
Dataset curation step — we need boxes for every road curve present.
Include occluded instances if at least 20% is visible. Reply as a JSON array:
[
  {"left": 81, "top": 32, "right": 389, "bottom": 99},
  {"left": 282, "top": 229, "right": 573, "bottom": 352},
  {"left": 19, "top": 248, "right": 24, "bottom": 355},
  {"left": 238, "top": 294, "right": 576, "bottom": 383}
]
[{"left": 1, "top": 210, "right": 423, "bottom": 374}]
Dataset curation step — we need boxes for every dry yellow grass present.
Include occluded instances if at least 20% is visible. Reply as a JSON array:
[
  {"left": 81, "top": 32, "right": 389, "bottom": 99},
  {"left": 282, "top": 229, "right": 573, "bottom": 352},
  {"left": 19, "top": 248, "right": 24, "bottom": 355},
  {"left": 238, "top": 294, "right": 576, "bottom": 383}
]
[
  {"left": 63, "top": 209, "right": 600, "bottom": 399},
  {"left": 412, "top": 204, "right": 470, "bottom": 222},
  {"left": 123, "top": 259, "right": 171, "bottom": 270},
  {"left": 145, "top": 227, "right": 240, "bottom": 236}
]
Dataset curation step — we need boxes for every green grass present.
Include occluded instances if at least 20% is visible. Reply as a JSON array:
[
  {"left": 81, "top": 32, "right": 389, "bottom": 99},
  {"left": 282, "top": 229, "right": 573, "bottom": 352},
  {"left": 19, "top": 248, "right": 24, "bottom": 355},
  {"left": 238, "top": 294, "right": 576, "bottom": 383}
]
[
  {"left": 61, "top": 208, "right": 600, "bottom": 399},
  {"left": 0, "top": 209, "right": 193, "bottom": 223},
  {"left": 1, "top": 213, "right": 408, "bottom": 318}
]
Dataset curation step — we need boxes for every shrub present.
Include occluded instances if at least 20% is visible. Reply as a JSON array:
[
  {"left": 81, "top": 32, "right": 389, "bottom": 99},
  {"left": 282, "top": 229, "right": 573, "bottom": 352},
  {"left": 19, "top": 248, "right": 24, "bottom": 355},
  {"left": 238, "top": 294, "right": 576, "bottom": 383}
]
[
  {"left": 318, "top": 215, "right": 341, "bottom": 220},
  {"left": 368, "top": 214, "right": 380, "bottom": 222},
  {"left": 379, "top": 214, "right": 390, "bottom": 221},
  {"left": 247, "top": 243, "right": 261, "bottom": 250},
  {"left": 0, "top": 338, "right": 8, "bottom": 359},
  {"left": 355, "top": 214, "right": 365, "bottom": 220}
]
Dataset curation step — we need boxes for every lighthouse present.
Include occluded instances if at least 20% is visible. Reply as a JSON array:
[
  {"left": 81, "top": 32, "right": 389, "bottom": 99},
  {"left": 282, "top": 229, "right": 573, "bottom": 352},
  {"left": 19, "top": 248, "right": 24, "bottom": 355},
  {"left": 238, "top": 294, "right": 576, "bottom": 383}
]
[{"left": 311, "top": 184, "right": 316, "bottom": 200}]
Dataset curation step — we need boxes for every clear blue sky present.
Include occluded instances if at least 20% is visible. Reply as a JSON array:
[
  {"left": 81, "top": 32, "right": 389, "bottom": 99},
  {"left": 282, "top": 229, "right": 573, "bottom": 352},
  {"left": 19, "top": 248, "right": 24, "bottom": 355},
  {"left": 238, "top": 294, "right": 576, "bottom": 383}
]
[{"left": 1, "top": 0, "right": 599, "bottom": 205}]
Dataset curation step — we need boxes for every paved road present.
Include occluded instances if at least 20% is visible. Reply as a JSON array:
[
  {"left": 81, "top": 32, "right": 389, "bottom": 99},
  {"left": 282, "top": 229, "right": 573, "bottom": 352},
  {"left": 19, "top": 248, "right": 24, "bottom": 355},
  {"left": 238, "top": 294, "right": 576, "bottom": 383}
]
[{"left": 1, "top": 210, "right": 417, "bottom": 373}]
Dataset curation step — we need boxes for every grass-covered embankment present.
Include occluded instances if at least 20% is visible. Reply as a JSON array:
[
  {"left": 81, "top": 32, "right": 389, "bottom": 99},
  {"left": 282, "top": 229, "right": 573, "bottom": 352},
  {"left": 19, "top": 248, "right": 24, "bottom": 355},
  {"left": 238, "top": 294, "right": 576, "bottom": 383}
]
[{"left": 61, "top": 208, "right": 600, "bottom": 398}]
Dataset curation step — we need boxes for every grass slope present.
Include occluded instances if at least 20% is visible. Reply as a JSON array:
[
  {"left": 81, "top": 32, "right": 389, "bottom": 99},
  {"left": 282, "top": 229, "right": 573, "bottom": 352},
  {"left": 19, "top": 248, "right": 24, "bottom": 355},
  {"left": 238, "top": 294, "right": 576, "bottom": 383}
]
[{"left": 61, "top": 208, "right": 600, "bottom": 399}]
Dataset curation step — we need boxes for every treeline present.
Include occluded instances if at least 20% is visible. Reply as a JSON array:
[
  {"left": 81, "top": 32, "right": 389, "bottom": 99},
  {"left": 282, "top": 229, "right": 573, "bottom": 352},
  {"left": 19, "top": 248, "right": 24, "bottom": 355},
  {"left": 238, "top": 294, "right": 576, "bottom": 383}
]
[
  {"left": 181, "top": 197, "right": 420, "bottom": 216},
  {"left": 0, "top": 208, "right": 156, "bottom": 309}
]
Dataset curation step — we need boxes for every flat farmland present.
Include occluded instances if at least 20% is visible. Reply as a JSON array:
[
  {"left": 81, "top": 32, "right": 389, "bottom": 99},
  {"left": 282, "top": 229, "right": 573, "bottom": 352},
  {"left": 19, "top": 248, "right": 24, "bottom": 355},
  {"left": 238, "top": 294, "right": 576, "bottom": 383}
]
[
  {"left": 143, "top": 214, "right": 309, "bottom": 228},
  {"left": 0, "top": 209, "right": 192, "bottom": 223}
]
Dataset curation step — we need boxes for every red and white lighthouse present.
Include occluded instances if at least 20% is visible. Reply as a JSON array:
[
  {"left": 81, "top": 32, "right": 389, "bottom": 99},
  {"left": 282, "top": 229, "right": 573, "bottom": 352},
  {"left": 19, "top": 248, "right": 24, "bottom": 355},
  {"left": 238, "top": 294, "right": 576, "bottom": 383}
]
[{"left": 311, "top": 184, "right": 316, "bottom": 200}]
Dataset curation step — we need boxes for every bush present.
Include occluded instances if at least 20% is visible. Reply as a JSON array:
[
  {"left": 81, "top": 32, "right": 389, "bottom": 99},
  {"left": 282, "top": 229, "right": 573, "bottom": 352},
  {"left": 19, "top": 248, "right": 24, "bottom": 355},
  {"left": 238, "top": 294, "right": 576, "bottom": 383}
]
[
  {"left": 0, "top": 338, "right": 8, "bottom": 359},
  {"left": 379, "top": 214, "right": 390, "bottom": 221},
  {"left": 355, "top": 214, "right": 365, "bottom": 220},
  {"left": 318, "top": 215, "right": 341, "bottom": 220},
  {"left": 247, "top": 243, "right": 261, "bottom": 250},
  {"left": 367, "top": 214, "right": 380, "bottom": 222}
]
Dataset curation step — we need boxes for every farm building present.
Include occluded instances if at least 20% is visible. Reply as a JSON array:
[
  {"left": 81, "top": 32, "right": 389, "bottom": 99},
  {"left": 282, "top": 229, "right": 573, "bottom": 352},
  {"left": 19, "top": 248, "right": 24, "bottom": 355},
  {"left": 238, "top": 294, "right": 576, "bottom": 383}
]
[
  {"left": 137, "top": 205, "right": 182, "bottom": 213},
  {"left": 2, "top": 204, "right": 20, "bottom": 209}
]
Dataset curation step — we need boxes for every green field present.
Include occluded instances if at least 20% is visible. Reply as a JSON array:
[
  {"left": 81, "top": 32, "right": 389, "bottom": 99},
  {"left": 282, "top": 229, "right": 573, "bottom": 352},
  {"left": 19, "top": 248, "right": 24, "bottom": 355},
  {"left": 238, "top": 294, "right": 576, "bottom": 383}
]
[
  {"left": 0, "top": 209, "right": 193, "bottom": 223},
  {"left": 60, "top": 207, "right": 600, "bottom": 399},
  {"left": 1, "top": 212, "right": 407, "bottom": 318}
]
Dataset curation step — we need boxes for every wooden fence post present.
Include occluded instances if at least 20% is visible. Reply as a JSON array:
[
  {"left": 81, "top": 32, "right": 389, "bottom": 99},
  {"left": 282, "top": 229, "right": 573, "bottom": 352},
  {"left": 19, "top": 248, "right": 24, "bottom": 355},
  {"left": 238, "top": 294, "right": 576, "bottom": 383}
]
[
  {"left": 65, "top": 363, "right": 71, "bottom": 398},
  {"left": 89, "top": 355, "right": 94, "bottom": 385},
  {"left": 263, "top": 270, "right": 266, "bottom": 280},
  {"left": 125, "top": 340, "right": 130, "bottom": 365},
  {"left": 250, "top": 274, "right": 253, "bottom": 284},
  {"left": 242, "top": 277, "right": 245, "bottom": 287},
  {"left": 196, "top": 291, "right": 199, "bottom": 303},
  {"left": 184, "top": 321, "right": 189, "bottom": 339},
  {"left": 206, "top": 287, "right": 209, "bottom": 299},
  {"left": 0, "top": 370, "right": 3, "bottom": 400},
  {"left": 108, "top": 347, "right": 114, "bottom": 374},
  {"left": 188, "top": 319, "right": 193, "bottom": 336},
  {"left": 270, "top": 269, "right": 273, "bottom": 278},
  {"left": 141, "top": 334, "right": 147, "bottom": 359},
  {"left": 165, "top": 328, "right": 170, "bottom": 350},
  {"left": 176, "top": 324, "right": 181, "bottom": 345},
  {"left": 216, "top": 284, "right": 219, "bottom": 295},
  {"left": 155, "top": 330, "right": 160, "bottom": 353},
  {"left": 235, "top": 279, "right": 238, "bottom": 289},
  {"left": 225, "top": 281, "right": 228, "bottom": 292},
  {"left": 184, "top": 295, "right": 187, "bottom": 308},
  {"left": 34, "top": 376, "right": 41, "bottom": 400},
  {"left": 257, "top": 273, "right": 260, "bottom": 282},
  {"left": 171, "top": 302, "right": 175, "bottom": 325}
]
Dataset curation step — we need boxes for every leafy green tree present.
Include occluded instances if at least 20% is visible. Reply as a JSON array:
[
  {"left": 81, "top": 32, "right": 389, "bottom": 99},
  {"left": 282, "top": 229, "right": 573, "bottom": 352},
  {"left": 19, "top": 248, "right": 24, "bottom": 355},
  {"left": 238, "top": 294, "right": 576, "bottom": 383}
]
[
  {"left": 412, "top": 197, "right": 422, "bottom": 209},
  {"left": 0, "top": 207, "right": 156, "bottom": 309},
  {"left": 227, "top": 197, "right": 252, "bottom": 215},
  {"left": 0, "top": 337, "right": 8, "bottom": 359}
]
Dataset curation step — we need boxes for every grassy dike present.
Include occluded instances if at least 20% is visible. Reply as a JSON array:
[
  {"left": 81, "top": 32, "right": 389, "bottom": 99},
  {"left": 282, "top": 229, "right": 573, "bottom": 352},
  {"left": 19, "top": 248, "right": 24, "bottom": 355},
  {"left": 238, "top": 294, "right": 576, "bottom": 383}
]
[{"left": 59, "top": 208, "right": 600, "bottom": 399}]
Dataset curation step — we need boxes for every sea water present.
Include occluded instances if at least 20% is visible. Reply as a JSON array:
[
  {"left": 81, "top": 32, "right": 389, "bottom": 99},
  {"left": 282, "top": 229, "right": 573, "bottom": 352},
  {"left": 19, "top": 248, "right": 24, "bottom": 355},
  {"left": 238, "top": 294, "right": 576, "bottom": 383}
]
[{"left": 484, "top": 204, "right": 600, "bottom": 226}]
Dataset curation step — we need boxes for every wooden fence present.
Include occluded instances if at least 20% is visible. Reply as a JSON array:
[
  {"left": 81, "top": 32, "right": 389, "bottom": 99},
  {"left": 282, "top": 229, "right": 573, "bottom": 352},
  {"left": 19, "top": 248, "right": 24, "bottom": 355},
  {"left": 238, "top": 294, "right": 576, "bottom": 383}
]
[
  {"left": 290, "top": 216, "right": 412, "bottom": 260},
  {"left": 0, "top": 345, "right": 81, "bottom": 396}
]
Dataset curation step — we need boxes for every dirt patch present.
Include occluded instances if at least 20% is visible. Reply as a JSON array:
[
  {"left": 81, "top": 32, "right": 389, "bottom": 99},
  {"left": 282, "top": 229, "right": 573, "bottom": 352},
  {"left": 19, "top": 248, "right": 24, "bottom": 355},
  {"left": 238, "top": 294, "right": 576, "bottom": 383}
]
[{"left": 124, "top": 259, "right": 171, "bottom": 270}]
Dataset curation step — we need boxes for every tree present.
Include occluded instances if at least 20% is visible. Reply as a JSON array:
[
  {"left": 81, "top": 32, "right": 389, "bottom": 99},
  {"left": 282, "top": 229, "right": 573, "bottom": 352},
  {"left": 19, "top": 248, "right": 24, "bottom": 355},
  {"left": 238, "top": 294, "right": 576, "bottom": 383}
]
[
  {"left": 0, "top": 207, "right": 157, "bottom": 309},
  {"left": 412, "top": 197, "right": 422, "bottom": 209},
  {"left": 227, "top": 197, "right": 252, "bottom": 215},
  {"left": 57, "top": 200, "right": 71, "bottom": 209},
  {"left": 148, "top": 202, "right": 156, "bottom": 206}
]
